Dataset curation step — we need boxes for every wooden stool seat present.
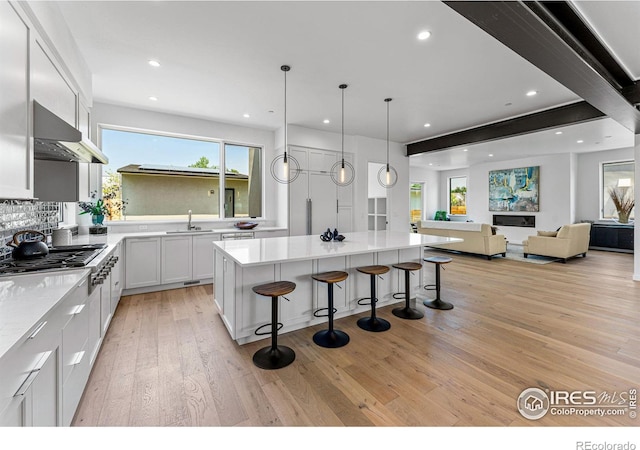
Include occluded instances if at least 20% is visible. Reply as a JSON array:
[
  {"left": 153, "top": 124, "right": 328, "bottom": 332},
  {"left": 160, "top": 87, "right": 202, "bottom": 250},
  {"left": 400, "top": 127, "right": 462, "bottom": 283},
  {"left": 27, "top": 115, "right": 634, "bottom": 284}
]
[
  {"left": 252, "top": 281, "right": 296, "bottom": 370},
  {"left": 312, "top": 271, "right": 349, "bottom": 348},
  {"left": 253, "top": 281, "right": 296, "bottom": 297},
  {"left": 392, "top": 261, "right": 424, "bottom": 320},
  {"left": 356, "top": 265, "right": 390, "bottom": 276},
  {"left": 312, "top": 271, "right": 348, "bottom": 284},
  {"left": 356, "top": 265, "right": 391, "bottom": 332},
  {"left": 392, "top": 262, "right": 422, "bottom": 272},
  {"left": 423, "top": 257, "right": 454, "bottom": 311}
]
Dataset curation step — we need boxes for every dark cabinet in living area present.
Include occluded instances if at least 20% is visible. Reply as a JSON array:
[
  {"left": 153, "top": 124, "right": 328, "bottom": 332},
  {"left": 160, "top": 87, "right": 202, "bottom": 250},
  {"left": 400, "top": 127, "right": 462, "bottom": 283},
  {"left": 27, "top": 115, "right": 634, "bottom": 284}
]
[{"left": 589, "top": 223, "right": 634, "bottom": 252}]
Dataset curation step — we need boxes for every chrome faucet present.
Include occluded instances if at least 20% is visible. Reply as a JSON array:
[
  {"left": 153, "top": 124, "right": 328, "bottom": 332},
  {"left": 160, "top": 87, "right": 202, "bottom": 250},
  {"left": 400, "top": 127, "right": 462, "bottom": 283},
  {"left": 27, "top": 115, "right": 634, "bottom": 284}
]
[{"left": 187, "top": 210, "right": 194, "bottom": 230}]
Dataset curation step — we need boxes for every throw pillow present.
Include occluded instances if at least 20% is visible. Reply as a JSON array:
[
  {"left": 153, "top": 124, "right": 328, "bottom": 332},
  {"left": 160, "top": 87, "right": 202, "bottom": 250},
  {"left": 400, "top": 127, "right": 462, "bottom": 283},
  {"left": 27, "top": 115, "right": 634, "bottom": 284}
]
[{"left": 537, "top": 230, "right": 558, "bottom": 237}]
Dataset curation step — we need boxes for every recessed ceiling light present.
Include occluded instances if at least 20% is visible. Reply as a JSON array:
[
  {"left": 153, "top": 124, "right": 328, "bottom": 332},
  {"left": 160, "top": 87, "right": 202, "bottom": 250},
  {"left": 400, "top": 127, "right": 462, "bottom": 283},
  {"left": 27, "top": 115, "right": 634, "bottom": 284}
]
[
  {"left": 243, "top": 113, "right": 250, "bottom": 118},
  {"left": 577, "top": 140, "right": 584, "bottom": 143},
  {"left": 555, "top": 131, "right": 563, "bottom": 135},
  {"left": 323, "top": 119, "right": 330, "bottom": 124},
  {"left": 148, "top": 96, "right": 158, "bottom": 101},
  {"left": 463, "top": 148, "right": 468, "bottom": 152},
  {"left": 423, "top": 123, "right": 431, "bottom": 128},
  {"left": 148, "top": 60, "right": 160, "bottom": 67},
  {"left": 417, "top": 30, "right": 431, "bottom": 40},
  {"left": 428, "top": 163, "right": 433, "bottom": 166},
  {"left": 526, "top": 90, "right": 538, "bottom": 97},
  {"left": 488, "top": 153, "right": 494, "bottom": 157}
]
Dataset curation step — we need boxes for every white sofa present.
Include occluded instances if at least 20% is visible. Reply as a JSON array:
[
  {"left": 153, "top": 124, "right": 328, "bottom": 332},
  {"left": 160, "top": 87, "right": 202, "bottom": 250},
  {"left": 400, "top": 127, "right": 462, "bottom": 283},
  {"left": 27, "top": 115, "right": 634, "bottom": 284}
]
[
  {"left": 417, "top": 220, "right": 507, "bottom": 260},
  {"left": 523, "top": 223, "right": 591, "bottom": 262}
]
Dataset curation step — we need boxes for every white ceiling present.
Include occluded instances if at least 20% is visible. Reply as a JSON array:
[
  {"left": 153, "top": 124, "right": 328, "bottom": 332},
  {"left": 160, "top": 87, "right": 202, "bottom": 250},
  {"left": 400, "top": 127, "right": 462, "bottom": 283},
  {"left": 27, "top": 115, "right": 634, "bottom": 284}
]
[{"left": 55, "top": 1, "right": 639, "bottom": 171}]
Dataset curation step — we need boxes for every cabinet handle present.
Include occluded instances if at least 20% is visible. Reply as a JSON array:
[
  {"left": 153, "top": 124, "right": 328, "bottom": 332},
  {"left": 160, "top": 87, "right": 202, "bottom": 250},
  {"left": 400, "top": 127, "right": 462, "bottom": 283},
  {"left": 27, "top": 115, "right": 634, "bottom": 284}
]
[
  {"left": 14, "top": 351, "right": 53, "bottom": 396},
  {"left": 28, "top": 321, "right": 47, "bottom": 339},
  {"left": 71, "top": 304, "right": 85, "bottom": 315},
  {"left": 70, "top": 351, "right": 85, "bottom": 366}
]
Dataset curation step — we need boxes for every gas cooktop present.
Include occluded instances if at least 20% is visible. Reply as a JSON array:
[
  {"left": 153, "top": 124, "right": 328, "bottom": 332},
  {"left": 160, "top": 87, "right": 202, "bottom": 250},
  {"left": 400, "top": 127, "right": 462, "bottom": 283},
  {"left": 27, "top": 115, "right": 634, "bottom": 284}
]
[{"left": 0, "top": 244, "right": 107, "bottom": 275}]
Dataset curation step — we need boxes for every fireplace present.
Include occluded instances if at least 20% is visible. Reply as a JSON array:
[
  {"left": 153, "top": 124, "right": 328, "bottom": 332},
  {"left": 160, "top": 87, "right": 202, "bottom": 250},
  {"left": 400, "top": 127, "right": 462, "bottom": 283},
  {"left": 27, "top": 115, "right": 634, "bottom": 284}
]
[{"left": 493, "top": 215, "right": 536, "bottom": 227}]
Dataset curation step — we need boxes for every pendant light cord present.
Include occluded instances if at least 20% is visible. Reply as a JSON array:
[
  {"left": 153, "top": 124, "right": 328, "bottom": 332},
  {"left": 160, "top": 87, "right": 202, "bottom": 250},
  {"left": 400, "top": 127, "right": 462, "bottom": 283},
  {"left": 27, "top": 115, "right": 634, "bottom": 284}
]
[
  {"left": 284, "top": 67, "right": 287, "bottom": 163},
  {"left": 385, "top": 98, "right": 392, "bottom": 170}
]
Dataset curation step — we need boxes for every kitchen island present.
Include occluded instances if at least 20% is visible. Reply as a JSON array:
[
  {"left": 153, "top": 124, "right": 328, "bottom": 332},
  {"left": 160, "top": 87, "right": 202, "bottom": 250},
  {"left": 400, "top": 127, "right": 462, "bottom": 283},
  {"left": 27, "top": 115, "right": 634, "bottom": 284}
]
[{"left": 213, "top": 231, "right": 461, "bottom": 344}]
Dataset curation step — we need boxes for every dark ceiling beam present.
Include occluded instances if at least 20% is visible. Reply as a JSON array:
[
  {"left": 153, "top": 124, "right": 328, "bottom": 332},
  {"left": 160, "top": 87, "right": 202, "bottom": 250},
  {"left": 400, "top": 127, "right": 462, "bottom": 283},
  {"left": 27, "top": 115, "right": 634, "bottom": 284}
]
[
  {"left": 407, "top": 101, "right": 603, "bottom": 156},
  {"left": 443, "top": 1, "right": 640, "bottom": 134}
]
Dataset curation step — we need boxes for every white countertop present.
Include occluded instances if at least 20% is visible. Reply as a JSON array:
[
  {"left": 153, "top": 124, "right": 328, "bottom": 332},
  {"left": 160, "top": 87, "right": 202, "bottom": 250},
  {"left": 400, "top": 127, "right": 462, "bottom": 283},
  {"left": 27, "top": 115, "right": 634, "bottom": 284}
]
[
  {"left": 212, "top": 231, "right": 462, "bottom": 267},
  {"left": 0, "top": 269, "right": 90, "bottom": 362}
]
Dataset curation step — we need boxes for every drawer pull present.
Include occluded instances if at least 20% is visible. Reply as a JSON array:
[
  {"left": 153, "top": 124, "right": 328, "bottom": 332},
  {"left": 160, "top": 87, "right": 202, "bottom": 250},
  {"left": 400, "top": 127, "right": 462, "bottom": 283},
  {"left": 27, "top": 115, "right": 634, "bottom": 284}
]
[
  {"left": 71, "top": 304, "right": 85, "bottom": 315},
  {"left": 28, "top": 321, "right": 47, "bottom": 339},
  {"left": 70, "top": 351, "right": 85, "bottom": 366},
  {"left": 14, "top": 351, "right": 54, "bottom": 396}
]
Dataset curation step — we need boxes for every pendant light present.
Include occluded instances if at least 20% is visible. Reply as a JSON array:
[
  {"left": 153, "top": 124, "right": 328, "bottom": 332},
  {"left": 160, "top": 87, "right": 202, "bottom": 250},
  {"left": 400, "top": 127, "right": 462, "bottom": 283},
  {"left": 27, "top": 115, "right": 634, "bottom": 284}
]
[
  {"left": 330, "top": 84, "right": 355, "bottom": 186},
  {"left": 270, "top": 65, "right": 300, "bottom": 184},
  {"left": 377, "top": 98, "right": 398, "bottom": 188}
]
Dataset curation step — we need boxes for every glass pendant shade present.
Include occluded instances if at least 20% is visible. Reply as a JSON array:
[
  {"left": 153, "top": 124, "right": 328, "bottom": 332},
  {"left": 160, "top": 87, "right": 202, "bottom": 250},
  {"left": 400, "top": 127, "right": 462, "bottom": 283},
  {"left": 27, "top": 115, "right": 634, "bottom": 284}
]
[
  {"left": 377, "top": 97, "right": 398, "bottom": 188},
  {"left": 271, "top": 65, "right": 300, "bottom": 184},
  {"left": 331, "top": 84, "right": 355, "bottom": 186}
]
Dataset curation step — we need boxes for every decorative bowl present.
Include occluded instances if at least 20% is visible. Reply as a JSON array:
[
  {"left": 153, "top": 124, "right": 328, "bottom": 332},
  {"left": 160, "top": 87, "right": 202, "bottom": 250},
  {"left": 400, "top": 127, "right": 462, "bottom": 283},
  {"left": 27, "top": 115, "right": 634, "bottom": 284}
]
[{"left": 234, "top": 221, "right": 258, "bottom": 230}]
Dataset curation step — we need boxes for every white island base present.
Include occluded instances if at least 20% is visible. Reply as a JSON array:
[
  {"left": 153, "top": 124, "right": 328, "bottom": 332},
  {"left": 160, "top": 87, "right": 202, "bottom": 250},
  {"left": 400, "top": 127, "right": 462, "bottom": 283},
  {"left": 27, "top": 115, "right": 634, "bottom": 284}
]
[{"left": 212, "top": 231, "right": 461, "bottom": 344}]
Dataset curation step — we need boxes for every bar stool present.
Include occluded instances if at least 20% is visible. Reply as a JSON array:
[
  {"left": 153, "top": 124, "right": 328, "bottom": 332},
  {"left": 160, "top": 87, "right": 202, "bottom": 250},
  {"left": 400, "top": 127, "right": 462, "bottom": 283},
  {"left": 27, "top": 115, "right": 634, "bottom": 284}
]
[
  {"left": 312, "top": 271, "right": 350, "bottom": 348},
  {"left": 252, "top": 281, "right": 296, "bottom": 370},
  {"left": 356, "top": 265, "right": 391, "bottom": 332},
  {"left": 423, "top": 256, "right": 454, "bottom": 310},
  {"left": 392, "top": 262, "right": 424, "bottom": 320}
]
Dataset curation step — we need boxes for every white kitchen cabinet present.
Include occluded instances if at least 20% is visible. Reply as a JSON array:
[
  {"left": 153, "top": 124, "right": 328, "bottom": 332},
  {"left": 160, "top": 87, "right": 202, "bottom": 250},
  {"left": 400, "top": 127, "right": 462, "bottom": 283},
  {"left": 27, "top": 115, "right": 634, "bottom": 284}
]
[
  {"left": 87, "top": 287, "right": 101, "bottom": 366},
  {"left": 30, "top": 39, "right": 77, "bottom": 127},
  {"left": 60, "top": 277, "right": 90, "bottom": 426},
  {"left": 99, "top": 271, "right": 112, "bottom": 336},
  {"left": 192, "top": 234, "right": 218, "bottom": 280},
  {"left": 78, "top": 163, "right": 101, "bottom": 202},
  {"left": 0, "top": 347, "right": 60, "bottom": 427},
  {"left": 125, "top": 237, "right": 162, "bottom": 289},
  {"left": 110, "top": 243, "right": 123, "bottom": 312},
  {"left": 161, "top": 235, "right": 193, "bottom": 284},
  {"left": 0, "top": 1, "right": 32, "bottom": 199},
  {"left": 288, "top": 147, "right": 354, "bottom": 236}
]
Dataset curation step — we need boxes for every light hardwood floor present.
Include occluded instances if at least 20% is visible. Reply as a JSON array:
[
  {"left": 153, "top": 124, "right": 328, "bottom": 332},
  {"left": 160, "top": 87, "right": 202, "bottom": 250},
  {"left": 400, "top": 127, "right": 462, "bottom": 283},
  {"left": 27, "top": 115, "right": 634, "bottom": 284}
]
[{"left": 72, "top": 249, "right": 640, "bottom": 427}]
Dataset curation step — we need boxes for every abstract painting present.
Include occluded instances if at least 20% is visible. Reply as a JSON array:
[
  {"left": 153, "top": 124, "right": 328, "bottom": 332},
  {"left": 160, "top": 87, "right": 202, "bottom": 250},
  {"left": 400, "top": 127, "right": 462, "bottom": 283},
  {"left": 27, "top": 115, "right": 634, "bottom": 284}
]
[{"left": 489, "top": 166, "right": 539, "bottom": 212}]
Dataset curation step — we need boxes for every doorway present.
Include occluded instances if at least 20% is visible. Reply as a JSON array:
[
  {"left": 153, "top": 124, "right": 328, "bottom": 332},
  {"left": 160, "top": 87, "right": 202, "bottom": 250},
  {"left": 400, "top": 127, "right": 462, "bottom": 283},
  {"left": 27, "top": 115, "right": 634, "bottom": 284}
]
[{"left": 224, "top": 188, "right": 235, "bottom": 218}]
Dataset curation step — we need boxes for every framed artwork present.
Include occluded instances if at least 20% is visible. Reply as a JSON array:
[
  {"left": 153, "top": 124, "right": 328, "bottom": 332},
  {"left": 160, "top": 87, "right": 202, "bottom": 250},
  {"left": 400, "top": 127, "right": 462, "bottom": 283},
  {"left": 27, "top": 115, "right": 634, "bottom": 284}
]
[{"left": 489, "top": 166, "right": 539, "bottom": 212}]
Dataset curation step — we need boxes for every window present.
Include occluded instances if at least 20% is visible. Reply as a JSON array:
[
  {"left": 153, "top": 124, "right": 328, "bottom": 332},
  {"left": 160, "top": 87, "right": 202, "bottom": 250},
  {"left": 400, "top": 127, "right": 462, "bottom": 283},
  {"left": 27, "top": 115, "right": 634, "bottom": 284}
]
[
  {"left": 100, "top": 127, "right": 262, "bottom": 221},
  {"left": 449, "top": 176, "right": 467, "bottom": 215},
  {"left": 602, "top": 161, "right": 634, "bottom": 220},
  {"left": 410, "top": 183, "right": 423, "bottom": 223}
]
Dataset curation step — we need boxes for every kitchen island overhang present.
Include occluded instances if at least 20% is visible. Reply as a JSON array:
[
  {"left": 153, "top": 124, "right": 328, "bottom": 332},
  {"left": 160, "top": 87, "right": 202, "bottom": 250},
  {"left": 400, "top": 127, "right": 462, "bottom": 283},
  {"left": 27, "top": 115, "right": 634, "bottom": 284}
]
[{"left": 213, "top": 231, "right": 462, "bottom": 344}]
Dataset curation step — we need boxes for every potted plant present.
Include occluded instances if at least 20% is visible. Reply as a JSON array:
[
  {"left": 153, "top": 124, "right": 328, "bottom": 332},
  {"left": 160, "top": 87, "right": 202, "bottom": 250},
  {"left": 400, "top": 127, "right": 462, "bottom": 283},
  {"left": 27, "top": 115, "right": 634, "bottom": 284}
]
[
  {"left": 608, "top": 186, "right": 635, "bottom": 224},
  {"left": 78, "top": 198, "right": 109, "bottom": 225}
]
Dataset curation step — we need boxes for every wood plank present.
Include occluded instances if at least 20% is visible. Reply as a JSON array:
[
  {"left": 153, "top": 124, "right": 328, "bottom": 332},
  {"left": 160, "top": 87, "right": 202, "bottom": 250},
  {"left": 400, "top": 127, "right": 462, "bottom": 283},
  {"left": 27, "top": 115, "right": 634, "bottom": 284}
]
[{"left": 73, "top": 250, "right": 640, "bottom": 426}]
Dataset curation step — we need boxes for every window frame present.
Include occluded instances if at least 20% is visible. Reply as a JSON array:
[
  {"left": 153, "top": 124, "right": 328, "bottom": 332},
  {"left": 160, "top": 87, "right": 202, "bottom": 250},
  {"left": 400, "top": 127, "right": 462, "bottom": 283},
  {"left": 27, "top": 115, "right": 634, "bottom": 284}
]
[
  {"left": 601, "top": 160, "right": 635, "bottom": 220},
  {"left": 97, "top": 123, "right": 266, "bottom": 224},
  {"left": 448, "top": 176, "right": 467, "bottom": 216}
]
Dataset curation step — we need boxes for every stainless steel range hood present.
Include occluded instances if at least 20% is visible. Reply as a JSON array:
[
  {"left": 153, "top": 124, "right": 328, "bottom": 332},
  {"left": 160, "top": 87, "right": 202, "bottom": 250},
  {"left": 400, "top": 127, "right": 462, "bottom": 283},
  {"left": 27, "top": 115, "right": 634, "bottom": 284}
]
[{"left": 33, "top": 101, "right": 108, "bottom": 164}]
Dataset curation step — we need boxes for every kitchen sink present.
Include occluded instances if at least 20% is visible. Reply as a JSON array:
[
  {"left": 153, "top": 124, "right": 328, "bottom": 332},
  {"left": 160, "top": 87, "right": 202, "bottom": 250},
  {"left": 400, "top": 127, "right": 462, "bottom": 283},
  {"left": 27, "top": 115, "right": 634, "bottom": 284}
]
[{"left": 166, "top": 229, "right": 214, "bottom": 234}]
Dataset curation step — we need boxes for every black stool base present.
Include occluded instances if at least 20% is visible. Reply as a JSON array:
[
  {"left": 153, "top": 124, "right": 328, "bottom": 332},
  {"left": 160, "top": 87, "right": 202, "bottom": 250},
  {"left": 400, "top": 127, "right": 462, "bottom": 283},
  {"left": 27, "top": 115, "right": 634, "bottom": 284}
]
[
  {"left": 423, "top": 298, "right": 454, "bottom": 310},
  {"left": 313, "top": 329, "right": 350, "bottom": 348},
  {"left": 392, "top": 304, "right": 424, "bottom": 320},
  {"left": 357, "top": 316, "right": 391, "bottom": 332},
  {"left": 252, "top": 345, "right": 296, "bottom": 370}
]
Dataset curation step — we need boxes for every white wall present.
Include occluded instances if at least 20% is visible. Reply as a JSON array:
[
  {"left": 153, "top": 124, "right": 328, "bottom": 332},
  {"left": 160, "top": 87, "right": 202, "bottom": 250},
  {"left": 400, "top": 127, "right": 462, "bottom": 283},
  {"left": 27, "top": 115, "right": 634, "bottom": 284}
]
[
  {"left": 410, "top": 165, "right": 439, "bottom": 220},
  {"left": 91, "top": 102, "right": 279, "bottom": 228},
  {"left": 438, "top": 153, "right": 574, "bottom": 243},
  {"left": 576, "top": 147, "right": 635, "bottom": 221},
  {"left": 635, "top": 134, "right": 640, "bottom": 281}
]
